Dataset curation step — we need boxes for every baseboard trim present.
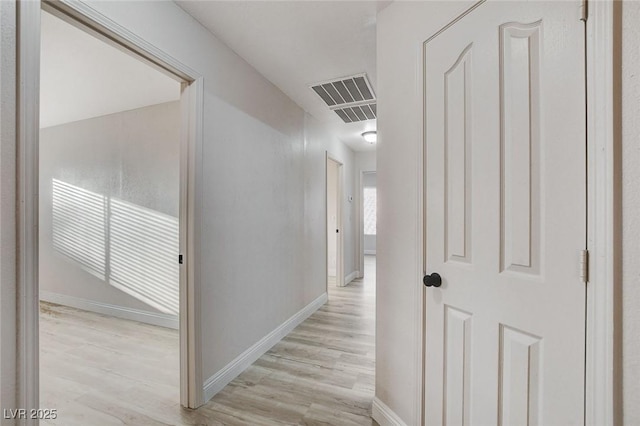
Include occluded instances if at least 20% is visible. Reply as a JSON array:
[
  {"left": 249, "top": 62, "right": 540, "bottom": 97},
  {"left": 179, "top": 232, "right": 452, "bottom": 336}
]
[
  {"left": 345, "top": 271, "right": 359, "bottom": 285},
  {"left": 372, "top": 397, "right": 408, "bottom": 426},
  {"left": 40, "top": 291, "right": 178, "bottom": 329},
  {"left": 202, "top": 292, "right": 328, "bottom": 402},
  {"left": 364, "top": 250, "right": 377, "bottom": 255}
]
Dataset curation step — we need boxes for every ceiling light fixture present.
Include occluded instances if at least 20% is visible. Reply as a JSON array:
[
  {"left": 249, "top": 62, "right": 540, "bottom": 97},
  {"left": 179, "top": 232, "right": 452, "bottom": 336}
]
[{"left": 361, "top": 131, "right": 377, "bottom": 144}]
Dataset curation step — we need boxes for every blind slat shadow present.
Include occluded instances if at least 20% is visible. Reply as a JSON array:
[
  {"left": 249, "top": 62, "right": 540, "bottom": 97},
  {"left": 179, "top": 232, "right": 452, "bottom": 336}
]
[{"left": 51, "top": 179, "right": 179, "bottom": 315}]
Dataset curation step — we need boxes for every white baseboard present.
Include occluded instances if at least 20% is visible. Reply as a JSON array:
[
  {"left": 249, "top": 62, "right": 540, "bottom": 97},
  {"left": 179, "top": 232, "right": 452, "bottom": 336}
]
[
  {"left": 372, "top": 397, "right": 408, "bottom": 426},
  {"left": 40, "top": 291, "right": 178, "bottom": 329},
  {"left": 345, "top": 271, "right": 359, "bottom": 285},
  {"left": 203, "top": 292, "right": 328, "bottom": 402},
  {"left": 364, "top": 249, "right": 377, "bottom": 255}
]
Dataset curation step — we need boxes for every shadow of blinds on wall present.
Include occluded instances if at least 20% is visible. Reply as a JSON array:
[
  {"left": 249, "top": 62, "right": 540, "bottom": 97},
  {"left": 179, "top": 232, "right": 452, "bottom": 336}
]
[
  {"left": 51, "top": 179, "right": 179, "bottom": 315},
  {"left": 110, "top": 198, "right": 179, "bottom": 314},
  {"left": 52, "top": 179, "right": 107, "bottom": 279}
]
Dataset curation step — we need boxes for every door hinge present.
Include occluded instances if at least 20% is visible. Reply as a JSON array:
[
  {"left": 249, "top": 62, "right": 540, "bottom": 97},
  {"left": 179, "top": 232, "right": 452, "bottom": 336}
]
[
  {"left": 579, "top": 0, "right": 588, "bottom": 21},
  {"left": 579, "top": 250, "right": 589, "bottom": 283},
  {"left": 179, "top": 254, "right": 183, "bottom": 265}
]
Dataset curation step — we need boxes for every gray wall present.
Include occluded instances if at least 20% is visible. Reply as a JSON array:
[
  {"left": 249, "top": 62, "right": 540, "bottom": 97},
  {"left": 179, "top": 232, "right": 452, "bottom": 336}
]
[
  {"left": 622, "top": 1, "right": 640, "bottom": 423},
  {"left": 0, "top": 0, "right": 360, "bottom": 399},
  {"left": 81, "top": 1, "right": 351, "bottom": 386},
  {"left": 0, "top": 0, "right": 360, "bottom": 408},
  {"left": 39, "top": 101, "right": 180, "bottom": 317}
]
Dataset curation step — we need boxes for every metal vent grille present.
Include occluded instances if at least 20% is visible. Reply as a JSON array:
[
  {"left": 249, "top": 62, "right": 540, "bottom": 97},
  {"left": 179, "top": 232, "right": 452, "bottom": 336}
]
[{"left": 311, "top": 73, "right": 376, "bottom": 123}]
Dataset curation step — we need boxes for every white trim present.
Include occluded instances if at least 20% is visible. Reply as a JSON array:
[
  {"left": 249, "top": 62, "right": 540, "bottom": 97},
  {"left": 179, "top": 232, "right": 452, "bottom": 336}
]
[
  {"left": 180, "top": 77, "right": 204, "bottom": 409},
  {"left": 202, "top": 292, "right": 328, "bottom": 402},
  {"left": 44, "top": 0, "right": 199, "bottom": 82},
  {"left": 372, "top": 397, "right": 409, "bottom": 426},
  {"left": 364, "top": 250, "right": 377, "bottom": 255},
  {"left": 416, "top": 19, "right": 428, "bottom": 426},
  {"left": 345, "top": 271, "right": 359, "bottom": 285},
  {"left": 0, "top": 0, "right": 19, "bottom": 413},
  {"left": 585, "top": 1, "right": 617, "bottom": 425},
  {"left": 40, "top": 292, "right": 179, "bottom": 329},
  {"left": 16, "top": 1, "right": 41, "bottom": 422}
]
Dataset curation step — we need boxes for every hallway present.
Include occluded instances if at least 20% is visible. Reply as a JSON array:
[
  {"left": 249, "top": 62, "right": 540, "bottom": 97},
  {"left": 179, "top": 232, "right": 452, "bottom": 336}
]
[
  {"left": 204, "top": 254, "right": 376, "bottom": 424},
  {"left": 40, "top": 256, "right": 376, "bottom": 425}
]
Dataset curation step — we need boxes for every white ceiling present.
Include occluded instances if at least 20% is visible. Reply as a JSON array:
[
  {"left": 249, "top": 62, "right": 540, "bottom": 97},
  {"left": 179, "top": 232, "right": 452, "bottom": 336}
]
[
  {"left": 176, "top": 1, "right": 388, "bottom": 152},
  {"left": 40, "top": 10, "right": 181, "bottom": 129}
]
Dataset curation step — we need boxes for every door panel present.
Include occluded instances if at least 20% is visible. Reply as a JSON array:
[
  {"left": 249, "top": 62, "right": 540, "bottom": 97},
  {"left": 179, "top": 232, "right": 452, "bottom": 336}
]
[
  {"left": 498, "top": 325, "right": 542, "bottom": 426},
  {"left": 443, "top": 305, "right": 473, "bottom": 426},
  {"left": 444, "top": 45, "right": 473, "bottom": 264},
  {"left": 500, "top": 21, "right": 542, "bottom": 275},
  {"left": 423, "top": 2, "right": 586, "bottom": 425}
]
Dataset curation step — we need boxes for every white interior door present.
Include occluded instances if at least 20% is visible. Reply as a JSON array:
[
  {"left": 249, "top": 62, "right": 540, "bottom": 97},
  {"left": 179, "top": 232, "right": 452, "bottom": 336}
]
[
  {"left": 327, "top": 155, "right": 344, "bottom": 287},
  {"left": 423, "top": 2, "right": 586, "bottom": 425}
]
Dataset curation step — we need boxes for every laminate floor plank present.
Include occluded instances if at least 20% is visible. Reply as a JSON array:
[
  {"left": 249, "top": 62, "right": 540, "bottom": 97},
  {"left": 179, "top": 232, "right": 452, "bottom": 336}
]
[{"left": 40, "top": 256, "right": 378, "bottom": 425}]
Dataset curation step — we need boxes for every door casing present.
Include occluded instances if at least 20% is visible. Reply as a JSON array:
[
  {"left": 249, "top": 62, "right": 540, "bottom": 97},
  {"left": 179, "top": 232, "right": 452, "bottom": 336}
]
[{"left": 14, "top": 0, "right": 205, "bottom": 418}]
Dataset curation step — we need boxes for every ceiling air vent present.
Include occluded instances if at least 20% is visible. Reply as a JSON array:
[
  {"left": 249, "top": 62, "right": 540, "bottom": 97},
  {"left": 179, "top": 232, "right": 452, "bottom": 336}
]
[{"left": 310, "top": 73, "right": 377, "bottom": 123}]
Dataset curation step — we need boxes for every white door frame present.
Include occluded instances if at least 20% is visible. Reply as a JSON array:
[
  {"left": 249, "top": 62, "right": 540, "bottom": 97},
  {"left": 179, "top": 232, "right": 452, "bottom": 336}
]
[
  {"left": 15, "top": 0, "right": 205, "bottom": 416},
  {"left": 416, "top": 1, "right": 618, "bottom": 425},
  {"left": 584, "top": 1, "right": 617, "bottom": 424},
  {"left": 326, "top": 153, "right": 344, "bottom": 288}
]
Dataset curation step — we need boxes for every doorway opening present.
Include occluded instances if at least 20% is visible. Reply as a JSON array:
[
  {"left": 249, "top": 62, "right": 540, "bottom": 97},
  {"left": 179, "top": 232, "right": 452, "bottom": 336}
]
[
  {"left": 38, "top": 7, "right": 183, "bottom": 417},
  {"left": 16, "top": 1, "right": 204, "bottom": 414},
  {"left": 326, "top": 154, "right": 344, "bottom": 290}
]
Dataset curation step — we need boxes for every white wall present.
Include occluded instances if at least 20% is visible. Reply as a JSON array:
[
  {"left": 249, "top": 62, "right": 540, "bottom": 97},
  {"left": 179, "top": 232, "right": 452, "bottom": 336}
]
[
  {"left": 622, "top": 1, "right": 640, "bottom": 423},
  {"left": 363, "top": 172, "right": 377, "bottom": 188},
  {"left": 304, "top": 113, "right": 358, "bottom": 294},
  {"left": 39, "top": 102, "right": 180, "bottom": 321},
  {"left": 356, "top": 150, "right": 376, "bottom": 172},
  {"left": 0, "top": 0, "right": 17, "bottom": 411}
]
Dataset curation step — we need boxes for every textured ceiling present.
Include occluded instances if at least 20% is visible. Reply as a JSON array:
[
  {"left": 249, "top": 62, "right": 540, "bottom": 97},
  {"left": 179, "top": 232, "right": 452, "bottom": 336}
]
[{"left": 176, "top": 1, "right": 389, "bottom": 152}]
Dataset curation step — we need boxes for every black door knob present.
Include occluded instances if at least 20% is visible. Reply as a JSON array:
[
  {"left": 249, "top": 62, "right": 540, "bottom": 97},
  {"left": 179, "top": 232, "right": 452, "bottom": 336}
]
[{"left": 423, "top": 272, "right": 442, "bottom": 288}]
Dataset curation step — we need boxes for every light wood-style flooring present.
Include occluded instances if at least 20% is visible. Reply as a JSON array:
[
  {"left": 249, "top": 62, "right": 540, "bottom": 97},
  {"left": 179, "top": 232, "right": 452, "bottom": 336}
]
[{"left": 40, "top": 256, "right": 377, "bottom": 425}]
